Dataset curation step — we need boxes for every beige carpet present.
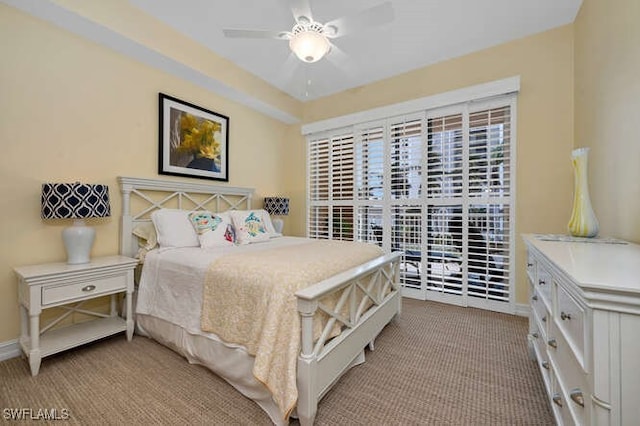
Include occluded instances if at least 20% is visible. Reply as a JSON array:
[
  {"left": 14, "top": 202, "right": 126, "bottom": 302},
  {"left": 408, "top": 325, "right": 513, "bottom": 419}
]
[{"left": 0, "top": 299, "right": 554, "bottom": 425}]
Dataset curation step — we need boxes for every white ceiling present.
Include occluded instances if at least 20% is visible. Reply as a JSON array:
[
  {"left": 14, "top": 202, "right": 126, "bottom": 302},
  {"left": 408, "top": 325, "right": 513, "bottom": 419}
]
[{"left": 131, "top": 0, "right": 582, "bottom": 101}]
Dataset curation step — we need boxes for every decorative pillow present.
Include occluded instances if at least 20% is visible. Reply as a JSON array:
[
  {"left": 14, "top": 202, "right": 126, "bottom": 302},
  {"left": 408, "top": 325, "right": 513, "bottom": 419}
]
[
  {"left": 132, "top": 222, "right": 158, "bottom": 262},
  {"left": 229, "top": 210, "right": 271, "bottom": 245},
  {"left": 188, "top": 211, "right": 235, "bottom": 248},
  {"left": 132, "top": 222, "right": 158, "bottom": 250},
  {"left": 151, "top": 209, "right": 200, "bottom": 249}
]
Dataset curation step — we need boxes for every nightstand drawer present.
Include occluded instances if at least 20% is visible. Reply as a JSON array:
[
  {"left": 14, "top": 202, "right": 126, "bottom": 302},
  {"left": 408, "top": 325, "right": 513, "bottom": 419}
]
[{"left": 42, "top": 275, "right": 127, "bottom": 306}]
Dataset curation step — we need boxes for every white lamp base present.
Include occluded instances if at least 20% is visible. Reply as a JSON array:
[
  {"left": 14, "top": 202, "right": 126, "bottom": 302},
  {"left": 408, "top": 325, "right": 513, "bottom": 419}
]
[
  {"left": 62, "top": 219, "right": 96, "bottom": 264},
  {"left": 272, "top": 218, "right": 284, "bottom": 234}
]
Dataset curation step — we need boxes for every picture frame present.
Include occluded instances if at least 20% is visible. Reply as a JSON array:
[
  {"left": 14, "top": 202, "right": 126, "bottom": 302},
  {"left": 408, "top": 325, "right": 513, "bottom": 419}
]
[{"left": 158, "top": 93, "right": 229, "bottom": 182}]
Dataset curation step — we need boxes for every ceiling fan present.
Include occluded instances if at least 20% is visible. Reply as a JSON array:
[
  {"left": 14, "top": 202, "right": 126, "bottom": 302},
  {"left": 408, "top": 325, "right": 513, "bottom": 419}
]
[{"left": 222, "top": 0, "right": 394, "bottom": 63}]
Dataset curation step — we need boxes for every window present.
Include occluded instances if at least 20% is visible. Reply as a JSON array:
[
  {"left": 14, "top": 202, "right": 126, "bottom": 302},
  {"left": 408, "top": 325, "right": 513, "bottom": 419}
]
[{"left": 306, "top": 92, "right": 516, "bottom": 313}]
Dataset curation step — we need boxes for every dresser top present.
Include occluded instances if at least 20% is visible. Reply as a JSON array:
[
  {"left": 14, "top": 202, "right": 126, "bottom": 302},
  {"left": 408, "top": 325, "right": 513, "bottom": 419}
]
[{"left": 523, "top": 234, "right": 640, "bottom": 295}]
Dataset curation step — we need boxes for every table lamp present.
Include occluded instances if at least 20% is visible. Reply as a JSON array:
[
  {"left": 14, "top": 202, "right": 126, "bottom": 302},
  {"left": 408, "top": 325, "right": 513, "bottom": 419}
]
[
  {"left": 264, "top": 196, "right": 289, "bottom": 234},
  {"left": 41, "top": 182, "right": 111, "bottom": 264}
]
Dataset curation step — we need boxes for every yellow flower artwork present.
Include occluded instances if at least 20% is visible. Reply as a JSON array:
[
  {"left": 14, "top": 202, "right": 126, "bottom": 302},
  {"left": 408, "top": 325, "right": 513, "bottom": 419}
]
[
  {"left": 175, "top": 113, "right": 222, "bottom": 172},
  {"left": 159, "top": 93, "right": 229, "bottom": 182}
]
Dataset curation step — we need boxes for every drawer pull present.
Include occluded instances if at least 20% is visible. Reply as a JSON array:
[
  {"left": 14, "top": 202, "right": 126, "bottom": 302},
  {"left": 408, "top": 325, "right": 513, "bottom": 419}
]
[
  {"left": 527, "top": 263, "right": 533, "bottom": 267},
  {"left": 541, "top": 360, "right": 550, "bottom": 370},
  {"left": 542, "top": 315, "right": 547, "bottom": 323},
  {"left": 538, "top": 279, "right": 546, "bottom": 285},
  {"left": 560, "top": 311, "right": 572, "bottom": 321},
  {"left": 532, "top": 294, "right": 538, "bottom": 301},
  {"left": 531, "top": 332, "right": 539, "bottom": 339},
  {"left": 570, "top": 389, "right": 585, "bottom": 407},
  {"left": 547, "top": 338, "right": 557, "bottom": 348},
  {"left": 82, "top": 285, "right": 96, "bottom": 292},
  {"left": 552, "top": 393, "right": 563, "bottom": 407}
]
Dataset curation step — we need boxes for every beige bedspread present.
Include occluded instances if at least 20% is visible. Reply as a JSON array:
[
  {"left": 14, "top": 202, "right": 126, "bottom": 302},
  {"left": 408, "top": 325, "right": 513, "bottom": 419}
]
[{"left": 200, "top": 239, "right": 384, "bottom": 422}]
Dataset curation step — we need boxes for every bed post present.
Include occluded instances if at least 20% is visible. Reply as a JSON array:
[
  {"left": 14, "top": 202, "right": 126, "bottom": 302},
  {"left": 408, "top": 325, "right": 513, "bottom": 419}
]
[
  {"left": 119, "top": 179, "right": 133, "bottom": 257},
  {"left": 394, "top": 259, "right": 402, "bottom": 317},
  {"left": 297, "top": 299, "right": 318, "bottom": 426}
]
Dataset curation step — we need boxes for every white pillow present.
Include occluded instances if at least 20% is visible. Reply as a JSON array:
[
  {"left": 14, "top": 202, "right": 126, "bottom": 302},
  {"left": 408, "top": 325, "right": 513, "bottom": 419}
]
[
  {"left": 229, "top": 210, "right": 271, "bottom": 244},
  {"left": 259, "top": 209, "right": 278, "bottom": 236},
  {"left": 151, "top": 209, "right": 200, "bottom": 249},
  {"left": 188, "top": 211, "right": 235, "bottom": 248}
]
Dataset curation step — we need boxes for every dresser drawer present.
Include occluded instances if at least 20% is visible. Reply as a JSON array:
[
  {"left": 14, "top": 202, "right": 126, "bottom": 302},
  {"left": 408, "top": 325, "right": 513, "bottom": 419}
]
[
  {"left": 555, "top": 282, "right": 585, "bottom": 367},
  {"left": 549, "top": 328, "right": 587, "bottom": 425},
  {"left": 530, "top": 310, "right": 546, "bottom": 343},
  {"left": 42, "top": 275, "right": 127, "bottom": 306},
  {"left": 532, "top": 332, "right": 552, "bottom": 393},
  {"left": 526, "top": 251, "right": 536, "bottom": 283},
  {"left": 531, "top": 289, "right": 549, "bottom": 337},
  {"left": 550, "top": 369, "right": 577, "bottom": 426},
  {"left": 535, "top": 264, "right": 553, "bottom": 310}
]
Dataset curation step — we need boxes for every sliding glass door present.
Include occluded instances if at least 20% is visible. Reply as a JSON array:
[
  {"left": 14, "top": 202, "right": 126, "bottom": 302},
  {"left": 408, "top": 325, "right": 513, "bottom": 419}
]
[{"left": 307, "top": 96, "right": 515, "bottom": 313}]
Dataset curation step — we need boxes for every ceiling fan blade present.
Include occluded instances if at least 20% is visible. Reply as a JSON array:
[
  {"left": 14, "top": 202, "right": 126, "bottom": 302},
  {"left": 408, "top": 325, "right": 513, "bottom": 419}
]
[
  {"left": 325, "top": 43, "right": 358, "bottom": 79},
  {"left": 275, "top": 53, "right": 300, "bottom": 87},
  {"left": 288, "top": 0, "right": 314, "bottom": 24},
  {"left": 324, "top": 2, "right": 394, "bottom": 39},
  {"left": 223, "top": 29, "right": 290, "bottom": 40}
]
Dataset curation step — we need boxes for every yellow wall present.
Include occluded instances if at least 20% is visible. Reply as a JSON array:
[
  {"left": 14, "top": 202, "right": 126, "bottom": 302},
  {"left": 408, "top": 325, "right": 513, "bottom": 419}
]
[
  {"left": 303, "top": 26, "right": 576, "bottom": 306},
  {"left": 574, "top": 0, "right": 640, "bottom": 243},
  {"left": 0, "top": 5, "right": 301, "bottom": 342}
]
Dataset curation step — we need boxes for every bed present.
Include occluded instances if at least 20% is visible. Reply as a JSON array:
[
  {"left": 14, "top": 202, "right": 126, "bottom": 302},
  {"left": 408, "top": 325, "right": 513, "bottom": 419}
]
[{"left": 118, "top": 176, "right": 402, "bottom": 425}]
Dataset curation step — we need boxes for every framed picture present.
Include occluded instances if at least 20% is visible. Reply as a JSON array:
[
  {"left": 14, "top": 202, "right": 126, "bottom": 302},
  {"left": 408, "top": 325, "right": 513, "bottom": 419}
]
[{"left": 158, "top": 93, "right": 229, "bottom": 181}]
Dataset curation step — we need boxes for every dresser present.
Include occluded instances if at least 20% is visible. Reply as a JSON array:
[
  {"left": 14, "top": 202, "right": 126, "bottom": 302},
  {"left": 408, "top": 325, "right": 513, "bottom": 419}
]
[{"left": 523, "top": 235, "right": 640, "bottom": 425}]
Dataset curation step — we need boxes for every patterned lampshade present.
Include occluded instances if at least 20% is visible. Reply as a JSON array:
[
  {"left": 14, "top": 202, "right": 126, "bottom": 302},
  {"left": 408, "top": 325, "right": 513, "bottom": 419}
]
[
  {"left": 41, "top": 182, "right": 111, "bottom": 219},
  {"left": 263, "top": 197, "right": 289, "bottom": 216}
]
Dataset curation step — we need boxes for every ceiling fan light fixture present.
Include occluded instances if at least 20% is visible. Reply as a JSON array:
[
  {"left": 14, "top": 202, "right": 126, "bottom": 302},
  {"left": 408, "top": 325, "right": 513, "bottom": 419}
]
[{"left": 289, "top": 24, "right": 330, "bottom": 63}]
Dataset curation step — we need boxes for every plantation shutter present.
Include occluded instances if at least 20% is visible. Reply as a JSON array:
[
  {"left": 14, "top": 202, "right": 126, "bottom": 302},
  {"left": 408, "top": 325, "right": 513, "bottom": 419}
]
[
  {"left": 355, "top": 126, "right": 384, "bottom": 202},
  {"left": 426, "top": 114, "right": 464, "bottom": 198},
  {"left": 390, "top": 118, "right": 422, "bottom": 200},
  {"left": 425, "top": 113, "right": 464, "bottom": 295},
  {"left": 330, "top": 133, "right": 355, "bottom": 240},
  {"left": 389, "top": 116, "right": 423, "bottom": 288},
  {"left": 466, "top": 105, "right": 512, "bottom": 302},
  {"left": 331, "top": 134, "right": 354, "bottom": 201},
  {"left": 308, "top": 136, "right": 330, "bottom": 239},
  {"left": 306, "top": 91, "right": 516, "bottom": 313},
  {"left": 355, "top": 125, "right": 384, "bottom": 245}
]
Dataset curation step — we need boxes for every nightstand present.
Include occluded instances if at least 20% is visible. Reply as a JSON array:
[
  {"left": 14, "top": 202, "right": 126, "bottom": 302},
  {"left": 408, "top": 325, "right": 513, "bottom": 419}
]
[{"left": 14, "top": 255, "right": 138, "bottom": 376}]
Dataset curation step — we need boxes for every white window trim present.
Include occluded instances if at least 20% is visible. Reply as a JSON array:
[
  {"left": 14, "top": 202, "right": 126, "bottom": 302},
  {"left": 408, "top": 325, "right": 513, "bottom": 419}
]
[{"left": 301, "top": 76, "right": 520, "bottom": 136}]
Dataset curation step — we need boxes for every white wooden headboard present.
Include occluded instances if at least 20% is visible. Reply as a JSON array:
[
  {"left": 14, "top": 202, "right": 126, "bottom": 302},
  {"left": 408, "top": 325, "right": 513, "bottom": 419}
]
[{"left": 118, "top": 176, "right": 254, "bottom": 257}]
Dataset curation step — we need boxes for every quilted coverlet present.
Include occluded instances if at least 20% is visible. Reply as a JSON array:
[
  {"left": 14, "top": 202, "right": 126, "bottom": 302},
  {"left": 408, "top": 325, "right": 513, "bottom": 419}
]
[{"left": 200, "top": 239, "right": 383, "bottom": 422}]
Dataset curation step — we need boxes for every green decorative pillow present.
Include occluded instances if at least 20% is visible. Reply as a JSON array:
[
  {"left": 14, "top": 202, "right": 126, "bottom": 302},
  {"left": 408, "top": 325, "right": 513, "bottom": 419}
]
[
  {"left": 188, "top": 211, "right": 235, "bottom": 248},
  {"left": 229, "top": 210, "right": 271, "bottom": 245}
]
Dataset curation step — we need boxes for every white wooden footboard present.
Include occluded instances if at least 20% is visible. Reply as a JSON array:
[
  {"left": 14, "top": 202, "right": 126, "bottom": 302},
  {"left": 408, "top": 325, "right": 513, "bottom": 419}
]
[{"left": 295, "top": 252, "right": 402, "bottom": 425}]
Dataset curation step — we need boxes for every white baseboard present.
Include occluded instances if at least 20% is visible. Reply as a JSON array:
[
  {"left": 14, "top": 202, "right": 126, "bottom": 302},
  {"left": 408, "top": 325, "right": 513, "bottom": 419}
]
[
  {"left": 0, "top": 339, "right": 21, "bottom": 362},
  {"left": 514, "top": 303, "right": 530, "bottom": 317}
]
